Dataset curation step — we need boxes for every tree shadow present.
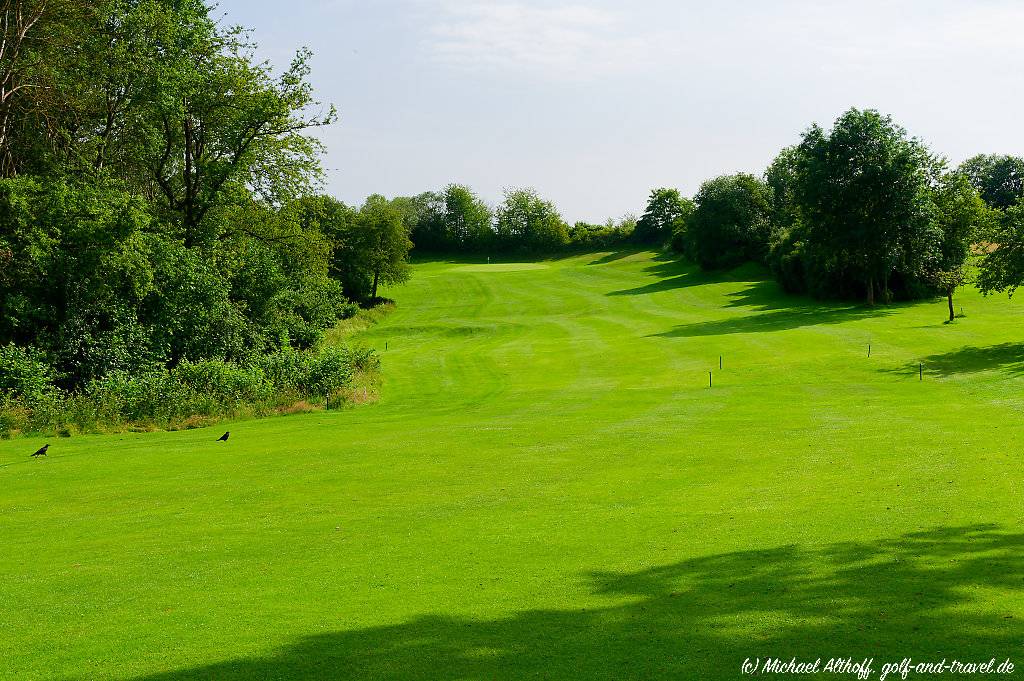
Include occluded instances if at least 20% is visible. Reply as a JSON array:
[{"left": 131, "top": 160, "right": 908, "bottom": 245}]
[
  {"left": 606, "top": 257, "right": 760, "bottom": 297},
  {"left": 586, "top": 247, "right": 649, "bottom": 265},
  {"left": 651, "top": 280, "right": 894, "bottom": 337},
  {"left": 884, "top": 343, "right": 1024, "bottom": 378},
  {"left": 132, "top": 525, "right": 1024, "bottom": 681}
]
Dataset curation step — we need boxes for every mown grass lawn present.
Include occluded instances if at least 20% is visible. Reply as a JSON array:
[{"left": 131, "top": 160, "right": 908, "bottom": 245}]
[{"left": 2, "top": 250, "right": 1023, "bottom": 680}]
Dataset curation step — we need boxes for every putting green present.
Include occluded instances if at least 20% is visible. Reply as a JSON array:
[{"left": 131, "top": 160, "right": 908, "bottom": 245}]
[
  {"left": 452, "top": 262, "right": 550, "bottom": 272},
  {"left": 2, "top": 250, "right": 1023, "bottom": 680}
]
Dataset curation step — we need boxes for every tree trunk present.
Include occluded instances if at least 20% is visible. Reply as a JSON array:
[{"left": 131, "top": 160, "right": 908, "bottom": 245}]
[
  {"left": 371, "top": 269, "right": 380, "bottom": 302},
  {"left": 866, "top": 276, "right": 874, "bottom": 306},
  {"left": 947, "top": 289, "right": 955, "bottom": 322}
]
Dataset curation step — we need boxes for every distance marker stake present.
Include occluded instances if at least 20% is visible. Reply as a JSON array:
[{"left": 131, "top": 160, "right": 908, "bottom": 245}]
[
  {"left": 719, "top": 355, "right": 722, "bottom": 369},
  {"left": 868, "top": 343, "right": 871, "bottom": 357},
  {"left": 919, "top": 363, "right": 923, "bottom": 381},
  {"left": 709, "top": 371, "right": 712, "bottom": 388}
]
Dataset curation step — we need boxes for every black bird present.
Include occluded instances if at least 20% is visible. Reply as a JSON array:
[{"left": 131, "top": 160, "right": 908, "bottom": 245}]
[
  {"left": 217, "top": 432, "right": 229, "bottom": 442},
  {"left": 31, "top": 444, "right": 49, "bottom": 457}
]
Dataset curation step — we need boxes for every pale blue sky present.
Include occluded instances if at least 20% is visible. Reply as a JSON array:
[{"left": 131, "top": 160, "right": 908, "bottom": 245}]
[{"left": 218, "top": 0, "right": 1024, "bottom": 223}]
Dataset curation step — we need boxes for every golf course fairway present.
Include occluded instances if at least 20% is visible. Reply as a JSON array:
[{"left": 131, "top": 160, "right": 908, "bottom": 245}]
[{"left": 2, "top": 250, "right": 1023, "bottom": 679}]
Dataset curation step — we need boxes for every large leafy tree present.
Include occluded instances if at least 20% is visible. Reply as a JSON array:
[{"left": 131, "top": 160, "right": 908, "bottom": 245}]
[
  {"left": 633, "top": 188, "right": 692, "bottom": 245},
  {"left": 358, "top": 195, "right": 413, "bottom": 301},
  {"left": 0, "top": 176, "right": 159, "bottom": 383},
  {"left": 685, "top": 173, "right": 773, "bottom": 270},
  {"left": 929, "top": 173, "right": 991, "bottom": 321},
  {"left": 317, "top": 195, "right": 412, "bottom": 303},
  {"left": 958, "top": 154, "right": 1024, "bottom": 210},
  {"left": 145, "top": 38, "right": 334, "bottom": 246},
  {"left": 977, "top": 198, "right": 1024, "bottom": 298},
  {"left": 494, "top": 187, "right": 568, "bottom": 252},
  {"left": 764, "top": 146, "right": 802, "bottom": 233},
  {"left": 795, "top": 108, "right": 939, "bottom": 304},
  {"left": 406, "top": 184, "right": 493, "bottom": 252},
  {"left": 0, "top": 0, "right": 359, "bottom": 393},
  {"left": 441, "top": 184, "right": 493, "bottom": 250},
  {"left": 0, "top": 0, "right": 52, "bottom": 175},
  {"left": 13, "top": 0, "right": 334, "bottom": 245}
]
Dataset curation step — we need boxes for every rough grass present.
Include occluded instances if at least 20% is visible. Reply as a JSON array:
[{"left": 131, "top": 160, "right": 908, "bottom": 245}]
[{"left": 2, "top": 250, "right": 1023, "bottom": 680}]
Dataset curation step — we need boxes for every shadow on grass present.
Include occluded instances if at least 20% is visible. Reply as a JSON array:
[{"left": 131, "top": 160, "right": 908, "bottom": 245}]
[
  {"left": 651, "top": 280, "right": 895, "bottom": 337},
  {"left": 586, "top": 247, "right": 648, "bottom": 265},
  {"left": 885, "top": 343, "right": 1024, "bottom": 378},
  {"left": 607, "top": 258, "right": 892, "bottom": 336},
  {"left": 134, "top": 525, "right": 1024, "bottom": 681},
  {"left": 606, "top": 255, "right": 756, "bottom": 297}
]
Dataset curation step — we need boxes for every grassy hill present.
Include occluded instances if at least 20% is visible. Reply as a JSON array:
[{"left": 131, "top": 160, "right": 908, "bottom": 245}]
[{"left": 2, "top": 250, "right": 1023, "bottom": 679}]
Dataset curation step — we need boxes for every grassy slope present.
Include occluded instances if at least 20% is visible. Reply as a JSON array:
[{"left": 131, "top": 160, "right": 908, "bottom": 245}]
[{"left": 2, "top": 250, "right": 1023, "bottom": 680}]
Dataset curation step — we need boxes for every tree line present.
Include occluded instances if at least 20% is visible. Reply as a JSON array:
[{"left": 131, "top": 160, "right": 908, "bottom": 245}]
[
  {"left": 656, "top": 110, "right": 1023, "bottom": 316},
  {"left": 0, "top": 0, "right": 411, "bottom": 434},
  {"left": 395, "top": 109, "right": 1023, "bottom": 323},
  {"left": 4, "top": 3, "right": 1022, "bottom": 433}
]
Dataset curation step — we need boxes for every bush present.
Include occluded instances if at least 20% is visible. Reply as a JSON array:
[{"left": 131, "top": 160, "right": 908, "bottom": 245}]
[
  {"left": 0, "top": 344, "right": 380, "bottom": 436},
  {"left": 566, "top": 220, "right": 633, "bottom": 250},
  {"left": 0, "top": 343, "right": 59, "bottom": 400}
]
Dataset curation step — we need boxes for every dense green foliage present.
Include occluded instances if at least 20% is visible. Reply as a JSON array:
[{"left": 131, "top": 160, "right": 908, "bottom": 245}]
[
  {"left": 567, "top": 216, "right": 638, "bottom": 250},
  {"left": 407, "top": 184, "right": 494, "bottom": 252},
  {"left": 789, "top": 109, "right": 940, "bottom": 303},
  {"left": 0, "top": 0, "right": 405, "bottom": 430},
  {"left": 682, "top": 173, "right": 773, "bottom": 270},
  {"left": 493, "top": 188, "right": 570, "bottom": 252},
  {"left": 4, "top": 252, "right": 1024, "bottom": 678},
  {"left": 632, "top": 188, "right": 693, "bottom": 245},
  {"left": 958, "top": 154, "right": 1024, "bottom": 210},
  {"left": 667, "top": 108, "right": 1018, "bottom": 309},
  {"left": 930, "top": 173, "right": 994, "bottom": 319},
  {"left": 0, "top": 344, "right": 378, "bottom": 437},
  {"left": 399, "top": 183, "right": 635, "bottom": 254},
  {"left": 976, "top": 201, "right": 1024, "bottom": 297}
]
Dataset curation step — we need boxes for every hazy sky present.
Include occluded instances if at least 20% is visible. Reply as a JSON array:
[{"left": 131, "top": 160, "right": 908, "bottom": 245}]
[{"left": 217, "top": 0, "right": 1024, "bottom": 223}]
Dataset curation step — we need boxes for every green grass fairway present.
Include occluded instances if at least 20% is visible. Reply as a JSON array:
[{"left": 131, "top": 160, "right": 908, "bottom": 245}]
[{"left": 3, "top": 250, "right": 1024, "bottom": 680}]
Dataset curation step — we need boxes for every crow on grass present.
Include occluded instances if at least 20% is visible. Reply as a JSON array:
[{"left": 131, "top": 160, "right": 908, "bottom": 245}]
[
  {"left": 217, "top": 432, "right": 229, "bottom": 442},
  {"left": 31, "top": 444, "right": 49, "bottom": 457}
]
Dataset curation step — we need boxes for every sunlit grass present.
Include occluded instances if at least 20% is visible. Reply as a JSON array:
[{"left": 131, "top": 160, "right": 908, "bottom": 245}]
[{"left": 2, "top": 250, "right": 1023, "bottom": 679}]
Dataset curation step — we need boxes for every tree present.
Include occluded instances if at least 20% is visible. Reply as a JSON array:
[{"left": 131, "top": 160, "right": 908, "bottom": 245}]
[
  {"left": 958, "top": 154, "right": 1024, "bottom": 210},
  {"left": 0, "top": 0, "right": 62, "bottom": 176},
  {"left": 323, "top": 195, "right": 412, "bottom": 304},
  {"left": 406, "top": 184, "right": 493, "bottom": 252},
  {"left": 442, "top": 184, "right": 493, "bottom": 250},
  {"left": 977, "top": 198, "right": 1024, "bottom": 298},
  {"left": 633, "top": 188, "right": 692, "bottom": 245},
  {"left": 764, "top": 146, "right": 801, "bottom": 232},
  {"left": 148, "top": 46, "right": 334, "bottom": 246},
  {"left": 361, "top": 195, "right": 413, "bottom": 301},
  {"left": 685, "top": 173, "right": 773, "bottom": 270},
  {"left": 391, "top": 192, "right": 439, "bottom": 249},
  {"left": 929, "top": 173, "right": 990, "bottom": 321},
  {"left": 494, "top": 187, "right": 568, "bottom": 252},
  {"left": 795, "top": 108, "right": 939, "bottom": 304}
]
